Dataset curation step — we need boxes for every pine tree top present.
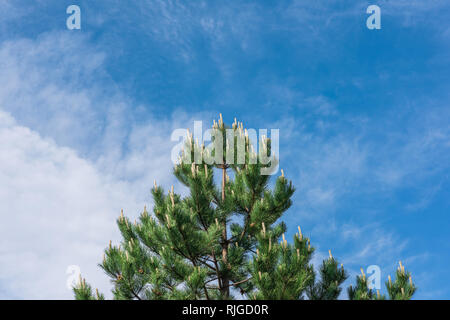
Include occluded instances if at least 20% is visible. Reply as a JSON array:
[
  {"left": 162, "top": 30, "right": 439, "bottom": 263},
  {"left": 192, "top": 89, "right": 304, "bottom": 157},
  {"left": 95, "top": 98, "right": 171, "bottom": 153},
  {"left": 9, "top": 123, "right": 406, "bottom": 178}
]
[{"left": 74, "top": 115, "right": 416, "bottom": 300}]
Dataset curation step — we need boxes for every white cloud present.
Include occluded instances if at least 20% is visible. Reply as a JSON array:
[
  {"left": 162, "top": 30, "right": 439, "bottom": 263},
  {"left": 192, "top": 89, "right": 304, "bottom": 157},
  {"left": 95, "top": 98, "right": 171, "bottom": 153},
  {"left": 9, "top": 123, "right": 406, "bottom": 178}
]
[
  {"left": 0, "top": 32, "right": 110, "bottom": 150},
  {"left": 0, "top": 31, "right": 189, "bottom": 298},
  {"left": 0, "top": 29, "right": 224, "bottom": 298},
  {"left": 0, "top": 110, "right": 133, "bottom": 298}
]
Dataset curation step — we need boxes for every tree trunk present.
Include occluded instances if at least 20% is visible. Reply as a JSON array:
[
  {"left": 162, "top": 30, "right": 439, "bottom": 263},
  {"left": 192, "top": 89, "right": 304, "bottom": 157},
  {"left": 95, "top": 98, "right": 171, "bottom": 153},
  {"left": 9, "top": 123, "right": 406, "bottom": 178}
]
[{"left": 220, "top": 165, "right": 229, "bottom": 298}]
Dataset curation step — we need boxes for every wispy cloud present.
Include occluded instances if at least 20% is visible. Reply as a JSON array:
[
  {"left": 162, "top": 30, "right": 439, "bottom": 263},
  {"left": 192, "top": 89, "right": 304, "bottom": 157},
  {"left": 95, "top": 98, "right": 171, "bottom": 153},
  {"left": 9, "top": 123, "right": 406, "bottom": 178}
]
[{"left": 0, "top": 31, "right": 191, "bottom": 298}]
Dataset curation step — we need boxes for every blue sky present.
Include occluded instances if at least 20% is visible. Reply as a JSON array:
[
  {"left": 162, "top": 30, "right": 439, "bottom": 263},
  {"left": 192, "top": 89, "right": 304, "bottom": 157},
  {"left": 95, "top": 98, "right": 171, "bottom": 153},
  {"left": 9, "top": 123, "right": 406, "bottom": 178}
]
[{"left": 0, "top": 0, "right": 449, "bottom": 299}]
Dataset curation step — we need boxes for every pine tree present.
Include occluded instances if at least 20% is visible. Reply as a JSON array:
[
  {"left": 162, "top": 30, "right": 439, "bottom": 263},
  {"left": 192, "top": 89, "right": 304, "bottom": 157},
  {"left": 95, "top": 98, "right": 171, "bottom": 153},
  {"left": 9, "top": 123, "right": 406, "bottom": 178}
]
[
  {"left": 74, "top": 115, "right": 416, "bottom": 300},
  {"left": 347, "top": 261, "right": 416, "bottom": 300}
]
